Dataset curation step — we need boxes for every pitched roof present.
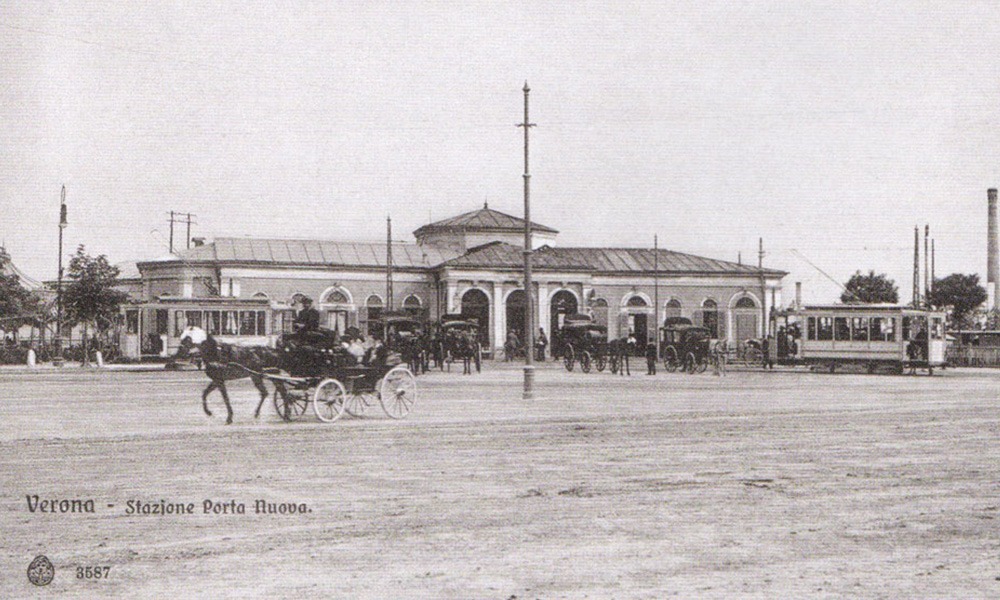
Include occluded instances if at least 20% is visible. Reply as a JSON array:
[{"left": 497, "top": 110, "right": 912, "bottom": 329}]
[
  {"left": 141, "top": 238, "right": 458, "bottom": 269},
  {"left": 441, "top": 242, "right": 786, "bottom": 276},
  {"left": 413, "top": 205, "right": 558, "bottom": 237}
]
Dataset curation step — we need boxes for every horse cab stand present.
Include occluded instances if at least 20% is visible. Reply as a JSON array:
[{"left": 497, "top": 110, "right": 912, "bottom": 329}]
[{"left": 770, "top": 304, "right": 948, "bottom": 375}]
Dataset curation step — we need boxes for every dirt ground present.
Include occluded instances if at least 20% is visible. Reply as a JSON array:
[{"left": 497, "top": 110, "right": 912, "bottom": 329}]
[{"left": 1, "top": 362, "right": 998, "bottom": 599}]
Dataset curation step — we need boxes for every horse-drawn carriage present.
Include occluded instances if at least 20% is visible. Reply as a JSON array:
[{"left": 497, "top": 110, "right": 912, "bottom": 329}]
[
  {"left": 438, "top": 314, "right": 482, "bottom": 374},
  {"left": 560, "top": 313, "right": 608, "bottom": 373},
  {"left": 268, "top": 328, "right": 417, "bottom": 422},
  {"left": 177, "top": 322, "right": 417, "bottom": 424},
  {"left": 383, "top": 312, "right": 428, "bottom": 373}
]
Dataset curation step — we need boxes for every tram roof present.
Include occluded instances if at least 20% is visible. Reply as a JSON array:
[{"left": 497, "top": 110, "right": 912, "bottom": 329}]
[{"left": 798, "top": 303, "right": 946, "bottom": 313}]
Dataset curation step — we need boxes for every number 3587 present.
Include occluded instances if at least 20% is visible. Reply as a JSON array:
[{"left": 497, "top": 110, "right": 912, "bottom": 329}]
[{"left": 77, "top": 566, "right": 111, "bottom": 579}]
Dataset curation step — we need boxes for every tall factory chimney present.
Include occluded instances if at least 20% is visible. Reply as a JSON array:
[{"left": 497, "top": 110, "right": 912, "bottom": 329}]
[{"left": 989, "top": 189, "right": 999, "bottom": 309}]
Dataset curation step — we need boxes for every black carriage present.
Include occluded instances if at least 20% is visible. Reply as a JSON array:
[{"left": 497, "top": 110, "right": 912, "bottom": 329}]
[
  {"left": 439, "top": 314, "right": 482, "bottom": 373},
  {"left": 560, "top": 314, "right": 608, "bottom": 373},
  {"left": 660, "top": 322, "right": 712, "bottom": 374},
  {"left": 265, "top": 327, "right": 417, "bottom": 422},
  {"left": 383, "top": 312, "right": 428, "bottom": 373}
]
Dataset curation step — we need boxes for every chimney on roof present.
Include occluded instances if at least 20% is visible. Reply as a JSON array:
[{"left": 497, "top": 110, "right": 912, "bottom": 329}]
[{"left": 191, "top": 237, "right": 206, "bottom": 247}]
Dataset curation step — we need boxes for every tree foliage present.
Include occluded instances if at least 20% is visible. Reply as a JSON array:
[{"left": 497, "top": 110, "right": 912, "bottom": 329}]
[
  {"left": 62, "top": 245, "right": 129, "bottom": 332},
  {"left": 0, "top": 247, "right": 40, "bottom": 332},
  {"left": 841, "top": 270, "right": 899, "bottom": 304},
  {"left": 929, "top": 273, "right": 987, "bottom": 325}
]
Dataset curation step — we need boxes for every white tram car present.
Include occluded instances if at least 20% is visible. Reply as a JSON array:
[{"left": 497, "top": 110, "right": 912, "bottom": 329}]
[{"left": 774, "top": 304, "right": 948, "bottom": 374}]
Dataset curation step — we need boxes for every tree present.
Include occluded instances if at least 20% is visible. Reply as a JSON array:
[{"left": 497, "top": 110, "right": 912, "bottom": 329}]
[
  {"left": 929, "top": 273, "right": 987, "bottom": 327},
  {"left": 0, "top": 247, "right": 39, "bottom": 339},
  {"left": 841, "top": 270, "right": 899, "bottom": 304},
  {"left": 62, "top": 245, "right": 129, "bottom": 365}
]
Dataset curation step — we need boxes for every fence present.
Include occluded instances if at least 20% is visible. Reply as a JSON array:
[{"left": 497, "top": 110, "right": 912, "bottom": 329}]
[{"left": 946, "top": 345, "right": 1000, "bottom": 368}]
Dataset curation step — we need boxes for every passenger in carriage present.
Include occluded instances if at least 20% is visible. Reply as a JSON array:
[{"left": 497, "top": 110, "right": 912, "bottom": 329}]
[{"left": 292, "top": 297, "right": 320, "bottom": 335}]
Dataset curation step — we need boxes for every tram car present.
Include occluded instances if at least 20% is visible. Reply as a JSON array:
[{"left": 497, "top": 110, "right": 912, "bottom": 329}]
[
  {"left": 659, "top": 317, "right": 712, "bottom": 373},
  {"left": 772, "top": 304, "right": 948, "bottom": 374},
  {"left": 560, "top": 313, "right": 608, "bottom": 373}
]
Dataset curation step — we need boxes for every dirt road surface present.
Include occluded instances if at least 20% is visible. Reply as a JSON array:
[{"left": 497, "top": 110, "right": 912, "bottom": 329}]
[{"left": 1, "top": 363, "right": 998, "bottom": 598}]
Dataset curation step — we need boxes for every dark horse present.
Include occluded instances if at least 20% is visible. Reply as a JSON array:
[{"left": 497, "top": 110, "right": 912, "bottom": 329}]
[
  {"left": 443, "top": 330, "right": 481, "bottom": 375},
  {"left": 177, "top": 326, "right": 282, "bottom": 424}
]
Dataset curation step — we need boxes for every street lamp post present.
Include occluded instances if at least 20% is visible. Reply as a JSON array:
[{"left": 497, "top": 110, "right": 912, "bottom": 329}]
[
  {"left": 518, "top": 82, "right": 536, "bottom": 400},
  {"left": 55, "top": 185, "right": 67, "bottom": 366}
]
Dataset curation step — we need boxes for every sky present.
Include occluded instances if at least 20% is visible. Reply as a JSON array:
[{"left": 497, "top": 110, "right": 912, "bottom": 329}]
[{"left": 3, "top": 1, "right": 1000, "bottom": 303}]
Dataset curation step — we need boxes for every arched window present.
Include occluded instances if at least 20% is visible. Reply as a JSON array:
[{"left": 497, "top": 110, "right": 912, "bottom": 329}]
[
  {"left": 326, "top": 290, "right": 349, "bottom": 304},
  {"left": 664, "top": 298, "right": 682, "bottom": 321},
  {"left": 364, "top": 295, "right": 384, "bottom": 338},
  {"left": 735, "top": 296, "right": 757, "bottom": 309},
  {"left": 627, "top": 295, "right": 648, "bottom": 307},
  {"left": 702, "top": 299, "right": 719, "bottom": 338},
  {"left": 403, "top": 295, "right": 422, "bottom": 318}
]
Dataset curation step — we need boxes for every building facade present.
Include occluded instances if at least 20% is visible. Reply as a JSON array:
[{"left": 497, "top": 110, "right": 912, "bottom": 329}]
[{"left": 128, "top": 205, "right": 785, "bottom": 358}]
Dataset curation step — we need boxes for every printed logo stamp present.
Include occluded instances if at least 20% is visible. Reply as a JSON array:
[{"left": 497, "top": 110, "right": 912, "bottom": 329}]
[{"left": 27, "top": 555, "right": 55, "bottom": 586}]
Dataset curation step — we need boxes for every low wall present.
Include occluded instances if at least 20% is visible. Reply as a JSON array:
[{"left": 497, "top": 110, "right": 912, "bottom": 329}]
[{"left": 946, "top": 345, "right": 1000, "bottom": 368}]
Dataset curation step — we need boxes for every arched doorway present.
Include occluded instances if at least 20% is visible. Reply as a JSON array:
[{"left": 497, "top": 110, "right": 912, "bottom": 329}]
[
  {"left": 625, "top": 295, "right": 649, "bottom": 343},
  {"left": 321, "top": 288, "right": 352, "bottom": 337},
  {"left": 590, "top": 298, "right": 609, "bottom": 334},
  {"left": 701, "top": 299, "right": 720, "bottom": 338},
  {"left": 460, "top": 288, "right": 490, "bottom": 348},
  {"left": 505, "top": 290, "right": 527, "bottom": 344},
  {"left": 550, "top": 290, "right": 578, "bottom": 357},
  {"left": 732, "top": 295, "right": 759, "bottom": 342},
  {"left": 664, "top": 298, "right": 682, "bottom": 323}
]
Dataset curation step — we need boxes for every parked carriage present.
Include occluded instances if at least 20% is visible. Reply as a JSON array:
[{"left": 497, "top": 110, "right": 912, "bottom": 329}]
[
  {"left": 559, "top": 313, "right": 608, "bottom": 373},
  {"left": 660, "top": 319, "right": 712, "bottom": 373},
  {"left": 438, "top": 314, "right": 482, "bottom": 373},
  {"left": 770, "top": 304, "right": 948, "bottom": 374},
  {"left": 383, "top": 312, "right": 428, "bottom": 373}
]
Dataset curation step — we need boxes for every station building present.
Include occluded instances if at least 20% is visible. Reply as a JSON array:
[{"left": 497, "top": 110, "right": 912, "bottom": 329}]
[{"left": 126, "top": 204, "right": 786, "bottom": 358}]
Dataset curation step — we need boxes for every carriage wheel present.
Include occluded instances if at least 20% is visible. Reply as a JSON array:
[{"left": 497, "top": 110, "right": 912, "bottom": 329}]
[
  {"left": 685, "top": 352, "right": 698, "bottom": 374},
  {"left": 663, "top": 347, "right": 679, "bottom": 372},
  {"left": 580, "top": 351, "right": 592, "bottom": 373},
  {"left": 695, "top": 355, "right": 708, "bottom": 374},
  {"left": 313, "top": 378, "right": 348, "bottom": 423},
  {"left": 272, "top": 385, "right": 308, "bottom": 421},
  {"left": 344, "top": 392, "right": 370, "bottom": 417},
  {"left": 744, "top": 347, "right": 764, "bottom": 368},
  {"left": 563, "top": 346, "right": 575, "bottom": 372},
  {"left": 595, "top": 353, "right": 607, "bottom": 372},
  {"left": 379, "top": 365, "right": 417, "bottom": 419},
  {"left": 609, "top": 354, "right": 619, "bottom": 374}
]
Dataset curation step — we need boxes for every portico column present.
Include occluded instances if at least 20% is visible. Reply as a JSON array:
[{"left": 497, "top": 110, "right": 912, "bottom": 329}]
[
  {"left": 537, "top": 283, "right": 549, "bottom": 338},
  {"left": 447, "top": 282, "right": 458, "bottom": 313},
  {"left": 493, "top": 284, "right": 504, "bottom": 353}
]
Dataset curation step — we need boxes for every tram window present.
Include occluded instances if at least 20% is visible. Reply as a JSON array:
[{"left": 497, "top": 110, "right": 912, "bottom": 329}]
[
  {"left": 222, "top": 311, "right": 239, "bottom": 335},
  {"left": 834, "top": 317, "right": 850, "bottom": 341},
  {"left": 204, "top": 310, "right": 221, "bottom": 335},
  {"left": 807, "top": 317, "right": 816, "bottom": 341},
  {"left": 870, "top": 317, "right": 895, "bottom": 342},
  {"left": 239, "top": 311, "right": 256, "bottom": 335},
  {"left": 186, "top": 310, "right": 202, "bottom": 329},
  {"left": 931, "top": 318, "right": 944, "bottom": 340},
  {"left": 125, "top": 310, "right": 139, "bottom": 334},
  {"left": 902, "top": 317, "right": 910, "bottom": 341},
  {"left": 257, "top": 311, "right": 267, "bottom": 335},
  {"left": 817, "top": 317, "right": 833, "bottom": 340},
  {"left": 851, "top": 317, "right": 869, "bottom": 341},
  {"left": 174, "top": 311, "right": 186, "bottom": 337}
]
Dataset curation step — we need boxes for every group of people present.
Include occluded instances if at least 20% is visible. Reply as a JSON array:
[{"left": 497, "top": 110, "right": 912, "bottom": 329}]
[{"left": 504, "top": 327, "right": 549, "bottom": 362}]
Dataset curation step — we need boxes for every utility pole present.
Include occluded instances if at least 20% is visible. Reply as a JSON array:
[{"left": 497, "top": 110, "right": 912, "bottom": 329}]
[
  {"left": 924, "top": 224, "right": 930, "bottom": 305},
  {"left": 168, "top": 211, "right": 175, "bottom": 253},
  {"left": 653, "top": 234, "right": 659, "bottom": 356},
  {"left": 913, "top": 226, "right": 920, "bottom": 307},
  {"left": 517, "top": 81, "right": 536, "bottom": 400},
  {"left": 183, "top": 213, "right": 196, "bottom": 249},
  {"left": 931, "top": 239, "right": 935, "bottom": 304},
  {"left": 55, "top": 185, "right": 67, "bottom": 365},
  {"left": 759, "top": 237, "right": 767, "bottom": 338},
  {"left": 386, "top": 216, "right": 394, "bottom": 311}
]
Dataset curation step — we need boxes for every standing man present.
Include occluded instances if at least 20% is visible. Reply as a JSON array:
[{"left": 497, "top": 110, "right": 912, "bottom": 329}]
[
  {"left": 293, "top": 297, "right": 320, "bottom": 335},
  {"left": 536, "top": 327, "right": 548, "bottom": 362},
  {"left": 645, "top": 341, "right": 657, "bottom": 375}
]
